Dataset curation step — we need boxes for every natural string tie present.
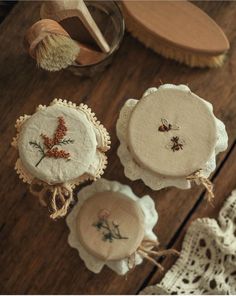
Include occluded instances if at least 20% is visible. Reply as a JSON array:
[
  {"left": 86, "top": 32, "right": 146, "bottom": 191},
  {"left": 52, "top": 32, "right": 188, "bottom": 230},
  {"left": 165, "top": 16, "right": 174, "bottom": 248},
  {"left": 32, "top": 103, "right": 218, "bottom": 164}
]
[
  {"left": 29, "top": 179, "right": 73, "bottom": 219},
  {"left": 187, "top": 170, "right": 214, "bottom": 203}
]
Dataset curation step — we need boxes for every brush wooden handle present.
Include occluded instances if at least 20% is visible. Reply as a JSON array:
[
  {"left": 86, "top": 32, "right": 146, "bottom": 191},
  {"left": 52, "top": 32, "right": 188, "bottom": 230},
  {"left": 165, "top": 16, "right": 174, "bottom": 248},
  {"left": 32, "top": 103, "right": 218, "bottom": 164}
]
[
  {"left": 25, "top": 19, "right": 105, "bottom": 65},
  {"left": 25, "top": 19, "right": 69, "bottom": 58},
  {"left": 122, "top": 0, "right": 229, "bottom": 55},
  {"left": 40, "top": 0, "right": 110, "bottom": 53}
]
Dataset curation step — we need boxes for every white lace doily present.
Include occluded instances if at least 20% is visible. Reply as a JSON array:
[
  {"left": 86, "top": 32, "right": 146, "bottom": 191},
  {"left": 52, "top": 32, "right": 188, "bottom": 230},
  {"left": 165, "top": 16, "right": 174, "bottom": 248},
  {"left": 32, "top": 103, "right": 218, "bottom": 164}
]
[
  {"left": 116, "top": 85, "right": 228, "bottom": 190},
  {"left": 140, "top": 190, "right": 236, "bottom": 295},
  {"left": 66, "top": 178, "right": 158, "bottom": 275}
]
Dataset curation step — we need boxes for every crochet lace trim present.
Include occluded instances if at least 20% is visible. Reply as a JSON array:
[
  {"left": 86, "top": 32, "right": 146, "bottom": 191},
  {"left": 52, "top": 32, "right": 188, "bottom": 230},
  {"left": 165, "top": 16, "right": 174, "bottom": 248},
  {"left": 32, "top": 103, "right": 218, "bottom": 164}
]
[
  {"left": 12, "top": 98, "right": 110, "bottom": 185},
  {"left": 140, "top": 190, "right": 236, "bottom": 295}
]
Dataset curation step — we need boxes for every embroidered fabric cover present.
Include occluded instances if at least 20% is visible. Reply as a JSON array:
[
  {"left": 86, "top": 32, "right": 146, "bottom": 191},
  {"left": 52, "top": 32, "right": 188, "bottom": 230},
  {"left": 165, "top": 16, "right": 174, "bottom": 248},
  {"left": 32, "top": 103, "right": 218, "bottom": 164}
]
[
  {"left": 66, "top": 178, "right": 158, "bottom": 275},
  {"left": 128, "top": 86, "right": 217, "bottom": 177},
  {"left": 77, "top": 191, "right": 145, "bottom": 261},
  {"left": 12, "top": 99, "right": 110, "bottom": 186},
  {"left": 117, "top": 85, "right": 228, "bottom": 190},
  {"left": 140, "top": 190, "right": 236, "bottom": 295}
]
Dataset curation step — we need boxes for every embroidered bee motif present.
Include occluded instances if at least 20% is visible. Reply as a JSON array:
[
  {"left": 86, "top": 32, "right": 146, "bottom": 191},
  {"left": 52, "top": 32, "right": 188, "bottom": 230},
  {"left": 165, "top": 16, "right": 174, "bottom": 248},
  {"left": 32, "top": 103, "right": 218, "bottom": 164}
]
[
  {"left": 158, "top": 118, "right": 179, "bottom": 132},
  {"left": 167, "top": 136, "right": 185, "bottom": 152}
]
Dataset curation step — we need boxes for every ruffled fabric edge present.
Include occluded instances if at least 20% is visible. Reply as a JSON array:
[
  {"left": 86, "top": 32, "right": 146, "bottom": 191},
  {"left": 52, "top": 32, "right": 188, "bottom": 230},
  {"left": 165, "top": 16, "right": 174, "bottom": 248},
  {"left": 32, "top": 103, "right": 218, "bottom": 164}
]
[
  {"left": 66, "top": 178, "right": 158, "bottom": 275},
  {"left": 116, "top": 85, "right": 228, "bottom": 191}
]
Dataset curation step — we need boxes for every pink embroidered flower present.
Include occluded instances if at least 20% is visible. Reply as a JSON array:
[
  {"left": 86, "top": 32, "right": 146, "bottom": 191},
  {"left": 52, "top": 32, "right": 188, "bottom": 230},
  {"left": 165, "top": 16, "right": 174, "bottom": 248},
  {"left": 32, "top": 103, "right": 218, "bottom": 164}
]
[{"left": 98, "top": 209, "right": 110, "bottom": 220}]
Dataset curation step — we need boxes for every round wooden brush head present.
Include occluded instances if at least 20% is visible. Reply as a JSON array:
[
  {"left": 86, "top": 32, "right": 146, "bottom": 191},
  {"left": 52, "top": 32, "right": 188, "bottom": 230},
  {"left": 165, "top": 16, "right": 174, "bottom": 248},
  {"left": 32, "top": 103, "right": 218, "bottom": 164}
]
[
  {"left": 122, "top": 1, "right": 230, "bottom": 67},
  {"left": 25, "top": 19, "right": 70, "bottom": 58},
  {"left": 25, "top": 19, "right": 106, "bottom": 70},
  {"left": 123, "top": 1, "right": 229, "bottom": 55}
]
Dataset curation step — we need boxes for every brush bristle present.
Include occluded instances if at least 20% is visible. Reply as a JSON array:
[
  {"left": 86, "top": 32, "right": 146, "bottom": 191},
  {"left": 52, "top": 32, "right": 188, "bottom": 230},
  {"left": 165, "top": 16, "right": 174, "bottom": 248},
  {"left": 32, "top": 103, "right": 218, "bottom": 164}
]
[
  {"left": 124, "top": 11, "right": 226, "bottom": 68},
  {"left": 36, "top": 34, "right": 80, "bottom": 71}
]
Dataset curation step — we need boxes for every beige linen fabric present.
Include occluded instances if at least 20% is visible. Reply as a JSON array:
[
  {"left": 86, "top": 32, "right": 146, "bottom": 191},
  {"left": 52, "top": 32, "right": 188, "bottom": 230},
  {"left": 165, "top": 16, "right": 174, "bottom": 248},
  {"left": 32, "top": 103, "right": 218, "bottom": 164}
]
[
  {"left": 18, "top": 104, "right": 97, "bottom": 184},
  {"left": 116, "top": 85, "right": 228, "bottom": 191},
  {"left": 13, "top": 99, "right": 110, "bottom": 185},
  {"left": 12, "top": 99, "right": 110, "bottom": 219},
  {"left": 66, "top": 179, "right": 158, "bottom": 275},
  {"left": 77, "top": 191, "right": 145, "bottom": 261},
  {"left": 128, "top": 87, "right": 217, "bottom": 177}
]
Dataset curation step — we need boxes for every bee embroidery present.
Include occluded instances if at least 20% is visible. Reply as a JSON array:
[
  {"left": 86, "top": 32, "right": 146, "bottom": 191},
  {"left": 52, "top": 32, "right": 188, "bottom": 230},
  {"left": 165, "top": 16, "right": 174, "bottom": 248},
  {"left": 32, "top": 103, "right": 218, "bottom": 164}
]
[
  {"left": 167, "top": 136, "right": 185, "bottom": 152},
  {"left": 158, "top": 118, "right": 179, "bottom": 132}
]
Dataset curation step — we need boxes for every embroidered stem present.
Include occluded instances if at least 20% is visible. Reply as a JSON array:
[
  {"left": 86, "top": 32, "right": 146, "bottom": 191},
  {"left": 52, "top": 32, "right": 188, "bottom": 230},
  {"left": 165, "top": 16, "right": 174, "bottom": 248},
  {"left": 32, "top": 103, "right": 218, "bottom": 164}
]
[
  {"left": 187, "top": 170, "right": 214, "bottom": 203},
  {"left": 30, "top": 116, "right": 74, "bottom": 167},
  {"left": 93, "top": 216, "right": 128, "bottom": 242},
  {"left": 35, "top": 154, "right": 46, "bottom": 167}
]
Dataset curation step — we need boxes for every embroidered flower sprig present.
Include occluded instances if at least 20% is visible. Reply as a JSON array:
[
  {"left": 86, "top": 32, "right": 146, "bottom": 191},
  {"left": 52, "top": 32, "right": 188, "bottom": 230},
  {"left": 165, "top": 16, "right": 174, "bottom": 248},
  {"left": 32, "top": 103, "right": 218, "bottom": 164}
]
[
  {"left": 29, "top": 116, "right": 74, "bottom": 167},
  {"left": 92, "top": 209, "right": 128, "bottom": 243}
]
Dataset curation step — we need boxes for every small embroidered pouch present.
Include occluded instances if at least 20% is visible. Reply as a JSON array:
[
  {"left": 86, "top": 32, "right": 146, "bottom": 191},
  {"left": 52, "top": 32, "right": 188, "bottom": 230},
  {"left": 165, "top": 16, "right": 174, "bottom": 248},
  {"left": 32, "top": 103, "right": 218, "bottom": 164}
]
[
  {"left": 116, "top": 84, "right": 228, "bottom": 202},
  {"left": 66, "top": 178, "right": 178, "bottom": 275},
  {"left": 12, "top": 99, "right": 110, "bottom": 219}
]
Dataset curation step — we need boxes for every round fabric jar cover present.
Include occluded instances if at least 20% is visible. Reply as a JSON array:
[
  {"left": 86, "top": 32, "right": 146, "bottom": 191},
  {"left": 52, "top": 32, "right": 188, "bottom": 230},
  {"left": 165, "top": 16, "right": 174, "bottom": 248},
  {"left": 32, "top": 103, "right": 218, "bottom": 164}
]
[
  {"left": 66, "top": 178, "right": 158, "bottom": 275},
  {"left": 18, "top": 103, "right": 97, "bottom": 184},
  {"left": 116, "top": 84, "right": 228, "bottom": 191},
  {"left": 77, "top": 191, "right": 145, "bottom": 261},
  {"left": 12, "top": 99, "right": 110, "bottom": 218}
]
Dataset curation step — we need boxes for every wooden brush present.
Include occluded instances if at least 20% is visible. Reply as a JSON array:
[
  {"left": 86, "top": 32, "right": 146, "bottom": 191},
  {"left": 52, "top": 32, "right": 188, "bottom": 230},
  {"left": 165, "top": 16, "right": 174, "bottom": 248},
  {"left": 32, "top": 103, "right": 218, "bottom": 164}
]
[
  {"left": 25, "top": 19, "right": 106, "bottom": 71},
  {"left": 122, "top": 1, "right": 230, "bottom": 68},
  {"left": 40, "top": 0, "right": 110, "bottom": 53}
]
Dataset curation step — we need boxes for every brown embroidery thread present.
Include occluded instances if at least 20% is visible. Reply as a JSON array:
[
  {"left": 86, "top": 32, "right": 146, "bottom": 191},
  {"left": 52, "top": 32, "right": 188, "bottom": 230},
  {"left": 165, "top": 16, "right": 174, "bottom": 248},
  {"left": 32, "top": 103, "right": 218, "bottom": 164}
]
[
  {"left": 93, "top": 209, "right": 128, "bottom": 243},
  {"left": 29, "top": 116, "right": 74, "bottom": 167},
  {"left": 169, "top": 136, "right": 184, "bottom": 152},
  {"left": 158, "top": 118, "right": 179, "bottom": 132}
]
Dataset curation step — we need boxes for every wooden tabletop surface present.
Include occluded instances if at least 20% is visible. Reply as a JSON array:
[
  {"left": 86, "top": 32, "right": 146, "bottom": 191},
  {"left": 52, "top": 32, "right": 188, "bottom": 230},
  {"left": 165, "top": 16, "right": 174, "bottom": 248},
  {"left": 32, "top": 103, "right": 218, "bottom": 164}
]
[{"left": 1, "top": 1, "right": 236, "bottom": 294}]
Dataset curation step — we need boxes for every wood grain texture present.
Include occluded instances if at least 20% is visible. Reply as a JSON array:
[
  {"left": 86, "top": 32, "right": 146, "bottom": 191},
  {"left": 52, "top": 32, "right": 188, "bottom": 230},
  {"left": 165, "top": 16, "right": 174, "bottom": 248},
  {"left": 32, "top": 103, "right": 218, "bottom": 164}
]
[
  {"left": 146, "top": 141, "right": 236, "bottom": 289},
  {"left": 123, "top": 1, "right": 229, "bottom": 54},
  {"left": 0, "top": 1, "right": 236, "bottom": 294}
]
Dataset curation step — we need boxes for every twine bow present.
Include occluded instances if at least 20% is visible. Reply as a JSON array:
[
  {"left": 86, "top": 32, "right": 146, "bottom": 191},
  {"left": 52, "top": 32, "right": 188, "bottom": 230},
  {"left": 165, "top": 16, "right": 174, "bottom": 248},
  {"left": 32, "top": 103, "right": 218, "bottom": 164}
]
[
  {"left": 186, "top": 170, "right": 214, "bottom": 203},
  {"left": 29, "top": 179, "right": 74, "bottom": 219},
  {"left": 128, "top": 239, "right": 179, "bottom": 271}
]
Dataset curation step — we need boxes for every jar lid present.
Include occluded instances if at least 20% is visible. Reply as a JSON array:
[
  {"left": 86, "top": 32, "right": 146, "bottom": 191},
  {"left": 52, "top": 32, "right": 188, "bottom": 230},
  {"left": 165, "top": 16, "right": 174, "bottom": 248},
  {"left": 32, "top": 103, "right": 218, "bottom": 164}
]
[
  {"left": 18, "top": 102, "right": 97, "bottom": 184},
  {"left": 77, "top": 191, "right": 145, "bottom": 261},
  {"left": 128, "top": 86, "right": 217, "bottom": 177}
]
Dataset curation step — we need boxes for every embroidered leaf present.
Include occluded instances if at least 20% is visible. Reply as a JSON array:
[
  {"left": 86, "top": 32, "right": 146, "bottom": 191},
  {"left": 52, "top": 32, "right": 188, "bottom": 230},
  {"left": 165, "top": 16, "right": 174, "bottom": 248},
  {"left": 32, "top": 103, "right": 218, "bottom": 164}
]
[
  {"left": 29, "top": 141, "right": 44, "bottom": 156},
  {"left": 93, "top": 217, "right": 128, "bottom": 243},
  {"left": 58, "top": 138, "right": 74, "bottom": 145}
]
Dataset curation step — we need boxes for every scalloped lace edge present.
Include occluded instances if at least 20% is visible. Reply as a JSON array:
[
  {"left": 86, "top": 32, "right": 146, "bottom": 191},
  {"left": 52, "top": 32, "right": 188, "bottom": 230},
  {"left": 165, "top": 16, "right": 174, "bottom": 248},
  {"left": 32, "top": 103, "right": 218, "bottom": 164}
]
[{"left": 12, "top": 98, "right": 110, "bottom": 185}]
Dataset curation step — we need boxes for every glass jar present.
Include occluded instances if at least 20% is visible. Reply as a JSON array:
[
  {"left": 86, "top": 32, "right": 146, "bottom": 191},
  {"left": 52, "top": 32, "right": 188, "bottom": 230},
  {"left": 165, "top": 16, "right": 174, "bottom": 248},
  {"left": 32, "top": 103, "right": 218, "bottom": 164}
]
[{"left": 63, "top": 1, "right": 125, "bottom": 77}]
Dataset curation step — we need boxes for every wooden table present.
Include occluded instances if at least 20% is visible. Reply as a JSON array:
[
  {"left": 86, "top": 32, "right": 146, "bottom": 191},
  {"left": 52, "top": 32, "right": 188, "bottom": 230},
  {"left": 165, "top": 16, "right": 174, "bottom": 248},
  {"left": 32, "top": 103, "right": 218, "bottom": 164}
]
[{"left": 1, "top": 1, "right": 236, "bottom": 294}]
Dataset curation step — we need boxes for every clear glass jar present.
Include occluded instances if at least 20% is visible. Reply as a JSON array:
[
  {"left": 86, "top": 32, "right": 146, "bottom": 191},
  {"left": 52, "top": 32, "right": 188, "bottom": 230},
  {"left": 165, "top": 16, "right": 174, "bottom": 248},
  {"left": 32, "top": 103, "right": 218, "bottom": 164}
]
[{"left": 62, "top": 1, "right": 125, "bottom": 77}]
